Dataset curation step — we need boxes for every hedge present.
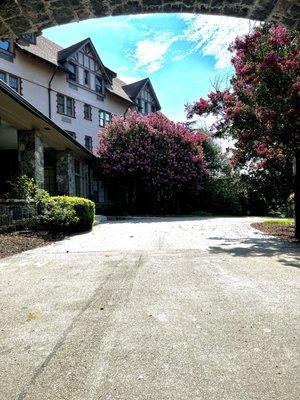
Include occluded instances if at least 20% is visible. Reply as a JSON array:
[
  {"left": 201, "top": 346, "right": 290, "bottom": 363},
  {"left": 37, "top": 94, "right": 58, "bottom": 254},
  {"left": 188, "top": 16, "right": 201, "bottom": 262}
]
[{"left": 43, "top": 196, "right": 95, "bottom": 233}]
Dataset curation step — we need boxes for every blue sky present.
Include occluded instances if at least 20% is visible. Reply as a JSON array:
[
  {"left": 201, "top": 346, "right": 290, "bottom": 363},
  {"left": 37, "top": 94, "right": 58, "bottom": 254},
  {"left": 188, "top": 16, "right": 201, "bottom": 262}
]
[{"left": 43, "top": 13, "right": 256, "bottom": 125}]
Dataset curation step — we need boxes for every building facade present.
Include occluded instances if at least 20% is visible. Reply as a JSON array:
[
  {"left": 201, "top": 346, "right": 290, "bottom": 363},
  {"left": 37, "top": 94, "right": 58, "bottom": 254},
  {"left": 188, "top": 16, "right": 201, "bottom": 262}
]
[{"left": 0, "top": 34, "right": 161, "bottom": 204}]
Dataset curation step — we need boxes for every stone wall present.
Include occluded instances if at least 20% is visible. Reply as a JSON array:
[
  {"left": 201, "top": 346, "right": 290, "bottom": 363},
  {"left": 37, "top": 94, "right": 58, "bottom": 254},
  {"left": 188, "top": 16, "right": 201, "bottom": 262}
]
[
  {"left": 0, "top": 1, "right": 299, "bottom": 39},
  {"left": 17, "top": 130, "right": 44, "bottom": 189},
  {"left": 0, "top": 200, "right": 37, "bottom": 228}
]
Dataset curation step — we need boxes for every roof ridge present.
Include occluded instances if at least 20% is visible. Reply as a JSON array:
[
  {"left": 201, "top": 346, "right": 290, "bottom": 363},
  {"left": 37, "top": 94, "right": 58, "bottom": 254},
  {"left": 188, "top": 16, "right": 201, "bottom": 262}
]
[{"left": 122, "top": 77, "right": 148, "bottom": 88}]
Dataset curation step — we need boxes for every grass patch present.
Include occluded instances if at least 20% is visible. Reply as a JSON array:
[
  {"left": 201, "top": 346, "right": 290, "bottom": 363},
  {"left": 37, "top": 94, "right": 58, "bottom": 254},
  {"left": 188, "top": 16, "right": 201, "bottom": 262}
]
[{"left": 263, "top": 219, "right": 294, "bottom": 225}]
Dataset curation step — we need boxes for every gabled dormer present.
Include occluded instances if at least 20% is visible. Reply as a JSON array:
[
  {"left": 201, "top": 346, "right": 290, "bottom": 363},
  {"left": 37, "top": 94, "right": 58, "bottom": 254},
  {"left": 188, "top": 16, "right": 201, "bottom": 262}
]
[
  {"left": 122, "top": 78, "right": 161, "bottom": 115},
  {"left": 57, "top": 38, "right": 112, "bottom": 98}
]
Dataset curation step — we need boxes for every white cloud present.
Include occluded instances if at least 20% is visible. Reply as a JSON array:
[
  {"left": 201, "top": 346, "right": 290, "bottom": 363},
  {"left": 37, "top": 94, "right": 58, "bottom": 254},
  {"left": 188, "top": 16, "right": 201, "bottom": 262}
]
[
  {"left": 180, "top": 15, "right": 259, "bottom": 69},
  {"left": 118, "top": 75, "right": 141, "bottom": 84},
  {"left": 132, "top": 33, "right": 179, "bottom": 73},
  {"left": 125, "top": 14, "right": 260, "bottom": 75}
]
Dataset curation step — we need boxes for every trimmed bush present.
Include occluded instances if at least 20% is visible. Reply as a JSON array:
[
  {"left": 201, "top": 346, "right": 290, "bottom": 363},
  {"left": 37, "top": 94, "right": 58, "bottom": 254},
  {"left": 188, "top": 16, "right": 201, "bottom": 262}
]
[{"left": 43, "top": 196, "right": 95, "bottom": 233}]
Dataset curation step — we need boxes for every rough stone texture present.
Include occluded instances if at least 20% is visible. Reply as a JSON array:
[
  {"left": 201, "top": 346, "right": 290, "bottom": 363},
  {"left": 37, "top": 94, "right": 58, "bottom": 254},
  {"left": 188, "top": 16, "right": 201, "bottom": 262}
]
[
  {"left": 56, "top": 150, "right": 76, "bottom": 195},
  {"left": 0, "top": 201, "right": 37, "bottom": 227},
  {"left": 17, "top": 129, "right": 44, "bottom": 188},
  {"left": 0, "top": 0, "right": 299, "bottom": 38}
]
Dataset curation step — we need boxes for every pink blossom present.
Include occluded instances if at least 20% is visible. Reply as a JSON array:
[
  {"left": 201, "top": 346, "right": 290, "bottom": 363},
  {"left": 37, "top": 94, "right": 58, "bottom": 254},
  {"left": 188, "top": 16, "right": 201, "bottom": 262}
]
[
  {"left": 256, "top": 160, "right": 265, "bottom": 169},
  {"left": 268, "top": 25, "right": 291, "bottom": 46},
  {"left": 196, "top": 98, "right": 209, "bottom": 114}
]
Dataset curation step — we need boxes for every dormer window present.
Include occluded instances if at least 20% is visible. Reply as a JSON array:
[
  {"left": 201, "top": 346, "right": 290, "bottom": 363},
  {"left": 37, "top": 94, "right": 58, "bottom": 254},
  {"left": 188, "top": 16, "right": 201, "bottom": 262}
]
[
  {"left": 67, "top": 62, "right": 77, "bottom": 82},
  {"left": 0, "top": 41, "right": 10, "bottom": 51},
  {"left": 20, "top": 33, "right": 36, "bottom": 45},
  {"left": 95, "top": 76, "right": 103, "bottom": 94}
]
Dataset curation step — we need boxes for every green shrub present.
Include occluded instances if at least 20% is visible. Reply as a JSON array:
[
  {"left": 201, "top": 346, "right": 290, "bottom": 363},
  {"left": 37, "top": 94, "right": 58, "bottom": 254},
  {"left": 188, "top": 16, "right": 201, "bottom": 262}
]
[
  {"left": 8, "top": 175, "right": 37, "bottom": 201},
  {"left": 7, "top": 175, "right": 50, "bottom": 212},
  {"left": 46, "top": 196, "right": 95, "bottom": 232},
  {"left": 34, "top": 188, "right": 51, "bottom": 214},
  {"left": 42, "top": 200, "right": 79, "bottom": 232},
  {"left": 268, "top": 193, "right": 295, "bottom": 218}
]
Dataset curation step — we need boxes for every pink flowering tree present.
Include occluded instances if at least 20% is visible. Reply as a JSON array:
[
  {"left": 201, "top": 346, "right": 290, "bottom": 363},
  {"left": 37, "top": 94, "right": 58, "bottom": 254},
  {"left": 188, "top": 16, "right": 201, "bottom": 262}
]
[
  {"left": 96, "top": 112, "right": 206, "bottom": 213},
  {"left": 187, "top": 24, "right": 300, "bottom": 236}
]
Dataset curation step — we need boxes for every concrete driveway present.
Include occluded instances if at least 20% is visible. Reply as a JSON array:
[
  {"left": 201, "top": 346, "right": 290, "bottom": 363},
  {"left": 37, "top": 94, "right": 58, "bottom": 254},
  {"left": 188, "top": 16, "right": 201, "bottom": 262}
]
[{"left": 0, "top": 217, "right": 299, "bottom": 400}]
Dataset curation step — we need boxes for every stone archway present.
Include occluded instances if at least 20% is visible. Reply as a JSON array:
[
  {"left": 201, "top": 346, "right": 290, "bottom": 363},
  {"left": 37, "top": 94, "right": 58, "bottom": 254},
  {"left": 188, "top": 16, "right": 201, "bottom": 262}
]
[{"left": 0, "top": 0, "right": 299, "bottom": 39}]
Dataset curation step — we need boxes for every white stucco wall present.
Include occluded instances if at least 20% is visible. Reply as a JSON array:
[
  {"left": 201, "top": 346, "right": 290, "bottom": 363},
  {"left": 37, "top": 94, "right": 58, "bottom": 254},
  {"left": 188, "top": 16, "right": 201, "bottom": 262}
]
[{"left": 0, "top": 48, "right": 131, "bottom": 153}]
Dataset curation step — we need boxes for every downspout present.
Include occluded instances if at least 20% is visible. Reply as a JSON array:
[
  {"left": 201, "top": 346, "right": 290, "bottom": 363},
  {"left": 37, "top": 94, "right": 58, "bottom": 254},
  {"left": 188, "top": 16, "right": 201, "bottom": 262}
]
[{"left": 48, "top": 67, "right": 58, "bottom": 119}]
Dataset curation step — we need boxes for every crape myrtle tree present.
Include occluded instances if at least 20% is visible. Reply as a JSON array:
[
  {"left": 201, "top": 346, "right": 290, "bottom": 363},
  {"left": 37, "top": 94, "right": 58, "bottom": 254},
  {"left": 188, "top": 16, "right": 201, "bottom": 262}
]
[
  {"left": 96, "top": 112, "right": 207, "bottom": 214},
  {"left": 187, "top": 24, "right": 300, "bottom": 237}
]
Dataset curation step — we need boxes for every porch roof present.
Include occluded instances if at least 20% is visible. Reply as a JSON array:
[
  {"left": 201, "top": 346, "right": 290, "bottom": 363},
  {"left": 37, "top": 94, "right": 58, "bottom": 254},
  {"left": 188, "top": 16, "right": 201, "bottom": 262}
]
[{"left": 0, "top": 80, "right": 96, "bottom": 161}]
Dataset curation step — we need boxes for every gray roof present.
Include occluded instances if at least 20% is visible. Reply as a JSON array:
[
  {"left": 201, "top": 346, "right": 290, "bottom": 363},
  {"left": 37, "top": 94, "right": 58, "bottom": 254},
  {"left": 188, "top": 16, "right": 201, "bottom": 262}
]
[
  {"left": 108, "top": 77, "right": 133, "bottom": 104},
  {"left": 17, "top": 36, "right": 63, "bottom": 67},
  {"left": 16, "top": 36, "right": 158, "bottom": 105},
  {"left": 0, "top": 79, "right": 95, "bottom": 160},
  {"left": 122, "top": 78, "right": 161, "bottom": 110},
  {"left": 122, "top": 78, "right": 148, "bottom": 99},
  {"left": 57, "top": 38, "right": 88, "bottom": 62}
]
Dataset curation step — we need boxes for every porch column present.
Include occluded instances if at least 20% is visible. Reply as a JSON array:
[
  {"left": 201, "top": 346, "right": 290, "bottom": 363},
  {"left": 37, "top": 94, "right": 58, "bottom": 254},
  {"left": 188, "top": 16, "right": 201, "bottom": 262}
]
[
  {"left": 56, "top": 150, "right": 75, "bottom": 195},
  {"left": 17, "top": 129, "right": 44, "bottom": 188}
]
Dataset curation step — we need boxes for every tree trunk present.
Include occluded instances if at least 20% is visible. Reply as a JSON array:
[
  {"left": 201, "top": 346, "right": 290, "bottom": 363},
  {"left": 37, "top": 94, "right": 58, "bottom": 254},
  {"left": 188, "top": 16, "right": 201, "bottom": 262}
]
[{"left": 295, "top": 149, "right": 300, "bottom": 239}]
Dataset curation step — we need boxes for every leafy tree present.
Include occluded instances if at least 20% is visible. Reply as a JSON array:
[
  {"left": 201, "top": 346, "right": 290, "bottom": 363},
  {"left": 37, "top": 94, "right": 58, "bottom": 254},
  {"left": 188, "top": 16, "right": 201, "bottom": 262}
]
[
  {"left": 197, "top": 136, "right": 247, "bottom": 215},
  {"left": 187, "top": 24, "right": 300, "bottom": 235},
  {"left": 96, "top": 112, "right": 206, "bottom": 213}
]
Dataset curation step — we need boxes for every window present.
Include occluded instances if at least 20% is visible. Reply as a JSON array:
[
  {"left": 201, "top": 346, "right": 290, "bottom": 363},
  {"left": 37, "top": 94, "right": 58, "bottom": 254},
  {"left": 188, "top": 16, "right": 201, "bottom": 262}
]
[
  {"left": 21, "top": 33, "right": 36, "bottom": 45},
  {"left": 57, "top": 94, "right": 75, "bottom": 117},
  {"left": 0, "top": 71, "right": 21, "bottom": 93},
  {"left": 66, "top": 97, "right": 74, "bottom": 116},
  {"left": 95, "top": 76, "right": 103, "bottom": 94},
  {"left": 85, "top": 136, "right": 93, "bottom": 152},
  {"left": 0, "top": 71, "right": 7, "bottom": 82},
  {"left": 67, "top": 62, "right": 77, "bottom": 82},
  {"left": 44, "top": 167, "right": 56, "bottom": 195},
  {"left": 84, "top": 103, "right": 92, "bottom": 120},
  {"left": 105, "top": 112, "right": 111, "bottom": 125},
  {"left": 65, "top": 131, "right": 76, "bottom": 138},
  {"left": 9, "top": 75, "right": 20, "bottom": 93},
  {"left": 57, "top": 94, "right": 65, "bottom": 114},
  {"left": 99, "top": 110, "right": 105, "bottom": 127},
  {"left": 84, "top": 69, "right": 89, "bottom": 86},
  {"left": 0, "top": 41, "right": 10, "bottom": 51},
  {"left": 99, "top": 110, "right": 111, "bottom": 127}
]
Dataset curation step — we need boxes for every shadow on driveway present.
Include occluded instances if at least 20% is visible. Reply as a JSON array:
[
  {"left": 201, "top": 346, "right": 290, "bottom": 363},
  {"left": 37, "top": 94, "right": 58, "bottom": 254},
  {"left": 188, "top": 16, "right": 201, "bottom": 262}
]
[{"left": 208, "top": 236, "right": 300, "bottom": 268}]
